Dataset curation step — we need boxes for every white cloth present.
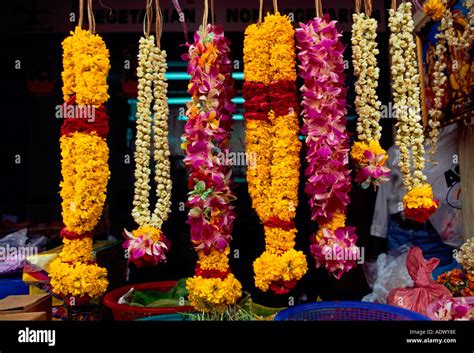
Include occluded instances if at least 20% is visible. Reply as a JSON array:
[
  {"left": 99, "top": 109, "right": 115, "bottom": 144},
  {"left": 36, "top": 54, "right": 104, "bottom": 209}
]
[{"left": 371, "top": 124, "right": 463, "bottom": 247}]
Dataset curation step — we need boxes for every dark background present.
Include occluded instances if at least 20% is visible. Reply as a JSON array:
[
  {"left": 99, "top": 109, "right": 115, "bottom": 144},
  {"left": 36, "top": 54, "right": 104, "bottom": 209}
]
[{"left": 0, "top": 0, "right": 396, "bottom": 307}]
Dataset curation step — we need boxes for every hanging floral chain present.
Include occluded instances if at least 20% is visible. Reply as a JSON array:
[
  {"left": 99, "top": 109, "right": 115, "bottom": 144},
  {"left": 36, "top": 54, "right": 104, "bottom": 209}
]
[
  {"left": 296, "top": 15, "right": 359, "bottom": 279},
  {"left": 49, "top": 27, "right": 109, "bottom": 300},
  {"left": 123, "top": 35, "right": 172, "bottom": 268},
  {"left": 182, "top": 24, "right": 242, "bottom": 312},
  {"left": 244, "top": 12, "right": 308, "bottom": 294},
  {"left": 389, "top": 2, "right": 439, "bottom": 223},
  {"left": 350, "top": 12, "right": 390, "bottom": 188},
  {"left": 426, "top": 0, "right": 473, "bottom": 161}
]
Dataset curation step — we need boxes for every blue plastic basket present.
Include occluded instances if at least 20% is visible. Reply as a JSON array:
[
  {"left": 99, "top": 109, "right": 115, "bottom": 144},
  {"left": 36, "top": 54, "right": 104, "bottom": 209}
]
[{"left": 274, "top": 301, "right": 430, "bottom": 321}]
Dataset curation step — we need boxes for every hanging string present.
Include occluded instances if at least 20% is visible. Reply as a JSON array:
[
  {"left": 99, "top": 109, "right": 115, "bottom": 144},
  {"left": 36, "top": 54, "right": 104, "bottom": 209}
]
[
  {"left": 155, "top": 0, "right": 163, "bottom": 47},
  {"left": 258, "top": 0, "right": 263, "bottom": 23},
  {"left": 355, "top": 0, "right": 361, "bottom": 14},
  {"left": 392, "top": 0, "right": 397, "bottom": 10},
  {"left": 315, "top": 0, "right": 323, "bottom": 17},
  {"left": 87, "top": 0, "right": 96, "bottom": 33},
  {"left": 98, "top": 0, "right": 113, "bottom": 17},
  {"left": 211, "top": 0, "right": 215, "bottom": 25},
  {"left": 143, "top": 0, "right": 152, "bottom": 37},
  {"left": 364, "top": 0, "right": 373, "bottom": 17},
  {"left": 78, "top": 0, "right": 84, "bottom": 27},
  {"left": 202, "top": 0, "right": 209, "bottom": 37},
  {"left": 171, "top": 0, "right": 189, "bottom": 43},
  {"left": 273, "top": 0, "right": 278, "bottom": 13}
]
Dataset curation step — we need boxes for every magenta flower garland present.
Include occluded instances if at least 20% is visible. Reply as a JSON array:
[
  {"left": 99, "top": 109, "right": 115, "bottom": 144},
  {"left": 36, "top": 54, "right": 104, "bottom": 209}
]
[
  {"left": 296, "top": 15, "right": 359, "bottom": 279},
  {"left": 181, "top": 24, "right": 241, "bottom": 311}
]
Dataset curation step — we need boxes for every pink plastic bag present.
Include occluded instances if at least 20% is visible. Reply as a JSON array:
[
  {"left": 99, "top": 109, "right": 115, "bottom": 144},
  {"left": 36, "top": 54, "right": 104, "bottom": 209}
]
[{"left": 387, "top": 247, "right": 452, "bottom": 315}]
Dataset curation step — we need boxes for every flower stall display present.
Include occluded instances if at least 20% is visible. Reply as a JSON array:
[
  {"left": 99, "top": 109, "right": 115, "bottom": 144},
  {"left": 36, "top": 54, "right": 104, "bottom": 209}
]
[
  {"left": 389, "top": 1, "right": 439, "bottom": 223},
  {"left": 296, "top": 5, "right": 358, "bottom": 280},
  {"left": 124, "top": 4, "right": 172, "bottom": 267},
  {"left": 430, "top": 295, "right": 473, "bottom": 320},
  {"left": 438, "top": 238, "right": 474, "bottom": 297},
  {"left": 456, "top": 237, "right": 474, "bottom": 274},
  {"left": 350, "top": 1, "right": 390, "bottom": 188},
  {"left": 49, "top": 21, "right": 109, "bottom": 301},
  {"left": 437, "top": 268, "right": 474, "bottom": 297},
  {"left": 244, "top": 9, "right": 307, "bottom": 294},
  {"left": 425, "top": 0, "right": 474, "bottom": 162},
  {"left": 181, "top": 15, "right": 242, "bottom": 311}
]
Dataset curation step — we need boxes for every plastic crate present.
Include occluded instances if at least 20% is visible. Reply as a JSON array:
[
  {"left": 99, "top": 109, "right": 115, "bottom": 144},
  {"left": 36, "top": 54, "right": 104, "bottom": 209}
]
[
  {"left": 274, "top": 301, "right": 430, "bottom": 321},
  {"left": 103, "top": 281, "right": 194, "bottom": 321},
  {"left": 0, "top": 278, "right": 29, "bottom": 299}
]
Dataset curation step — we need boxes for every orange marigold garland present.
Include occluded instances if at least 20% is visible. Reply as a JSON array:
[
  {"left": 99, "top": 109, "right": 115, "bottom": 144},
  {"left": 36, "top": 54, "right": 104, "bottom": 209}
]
[
  {"left": 49, "top": 26, "right": 110, "bottom": 300},
  {"left": 244, "top": 12, "right": 307, "bottom": 294}
]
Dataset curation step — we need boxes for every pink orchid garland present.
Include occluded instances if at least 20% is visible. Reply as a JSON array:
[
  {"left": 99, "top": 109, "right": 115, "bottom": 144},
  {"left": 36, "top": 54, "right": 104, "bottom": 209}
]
[
  {"left": 296, "top": 16, "right": 358, "bottom": 279},
  {"left": 182, "top": 24, "right": 237, "bottom": 253}
]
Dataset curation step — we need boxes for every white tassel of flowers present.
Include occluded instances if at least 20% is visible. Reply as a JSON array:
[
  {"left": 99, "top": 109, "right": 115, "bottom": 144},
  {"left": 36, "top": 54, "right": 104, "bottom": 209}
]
[
  {"left": 389, "top": 2, "right": 427, "bottom": 190},
  {"left": 352, "top": 13, "right": 382, "bottom": 143}
]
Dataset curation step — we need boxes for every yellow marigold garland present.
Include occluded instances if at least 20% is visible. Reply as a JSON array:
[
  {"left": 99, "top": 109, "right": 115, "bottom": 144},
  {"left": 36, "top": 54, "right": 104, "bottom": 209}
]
[
  {"left": 61, "top": 27, "right": 110, "bottom": 106},
  {"left": 244, "top": 12, "right": 307, "bottom": 294},
  {"left": 59, "top": 132, "right": 110, "bottom": 234},
  {"left": 51, "top": 26, "right": 110, "bottom": 300}
]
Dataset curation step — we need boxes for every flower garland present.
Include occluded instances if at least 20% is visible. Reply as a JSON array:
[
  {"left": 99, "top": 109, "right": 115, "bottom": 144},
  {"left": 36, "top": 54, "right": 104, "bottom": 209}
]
[
  {"left": 443, "top": 0, "right": 474, "bottom": 50},
  {"left": 423, "top": 0, "right": 446, "bottom": 21},
  {"left": 455, "top": 238, "right": 474, "bottom": 274},
  {"left": 49, "top": 26, "right": 109, "bottom": 300},
  {"left": 350, "top": 12, "right": 390, "bottom": 188},
  {"left": 244, "top": 12, "right": 307, "bottom": 294},
  {"left": 389, "top": 2, "right": 439, "bottom": 223},
  {"left": 426, "top": 5, "right": 448, "bottom": 163},
  {"left": 182, "top": 24, "right": 242, "bottom": 312},
  {"left": 124, "top": 34, "right": 172, "bottom": 267},
  {"left": 296, "top": 15, "right": 358, "bottom": 279}
]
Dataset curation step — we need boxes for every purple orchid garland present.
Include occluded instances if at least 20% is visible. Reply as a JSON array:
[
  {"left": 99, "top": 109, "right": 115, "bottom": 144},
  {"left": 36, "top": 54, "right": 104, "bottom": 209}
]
[{"left": 296, "top": 16, "right": 359, "bottom": 279}]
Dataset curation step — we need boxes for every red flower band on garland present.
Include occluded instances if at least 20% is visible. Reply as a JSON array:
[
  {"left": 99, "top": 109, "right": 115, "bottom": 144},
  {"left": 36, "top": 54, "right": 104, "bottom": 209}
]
[
  {"left": 268, "top": 81, "right": 300, "bottom": 116},
  {"left": 60, "top": 228, "right": 93, "bottom": 240},
  {"left": 60, "top": 95, "right": 109, "bottom": 138},
  {"left": 263, "top": 217, "right": 295, "bottom": 231},
  {"left": 404, "top": 202, "right": 439, "bottom": 223},
  {"left": 195, "top": 265, "right": 230, "bottom": 279},
  {"left": 242, "top": 82, "right": 270, "bottom": 121},
  {"left": 269, "top": 279, "right": 298, "bottom": 295}
]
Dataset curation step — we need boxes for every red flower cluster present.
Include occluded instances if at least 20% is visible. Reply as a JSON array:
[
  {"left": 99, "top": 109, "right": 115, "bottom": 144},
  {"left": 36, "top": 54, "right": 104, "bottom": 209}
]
[
  {"left": 60, "top": 96, "right": 109, "bottom": 138},
  {"left": 195, "top": 265, "right": 230, "bottom": 280},
  {"left": 269, "top": 279, "right": 297, "bottom": 295},
  {"left": 404, "top": 202, "right": 439, "bottom": 223},
  {"left": 60, "top": 227, "right": 92, "bottom": 240},
  {"left": 263, "top": 217, "right": 295, "bottom": 231},
  {"left": 243, "top": 81, "right": 299, "bottom": 121}
]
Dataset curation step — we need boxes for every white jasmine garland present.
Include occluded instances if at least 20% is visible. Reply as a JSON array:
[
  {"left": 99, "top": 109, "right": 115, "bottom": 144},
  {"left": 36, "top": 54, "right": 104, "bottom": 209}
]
[
  {"left": 389, "top": 2, "right": 427, "bottom": 190},
  {"left": 443, "top": 0, "right": 474, "bottom": 50},
  {"left": 132, "top": 35, "right": 172, "bottom": 228},
  {"left": 352, "top": 13, "right": 382, "bottom": 142},
  {"left": 427, "top": 9, "right": 448, "bottom": 164}
]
